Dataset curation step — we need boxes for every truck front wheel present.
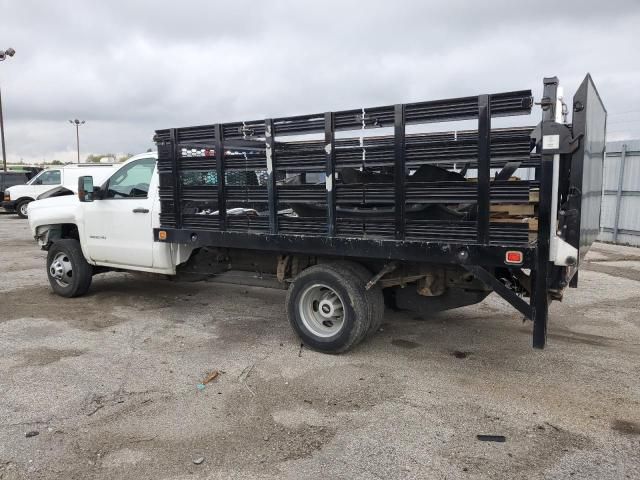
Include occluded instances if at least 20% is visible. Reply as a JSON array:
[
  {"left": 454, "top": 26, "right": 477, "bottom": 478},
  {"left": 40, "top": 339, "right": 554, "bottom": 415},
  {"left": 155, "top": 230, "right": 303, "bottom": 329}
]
[
  {"left": 16, "top": 199, "right": 31, "bottom": 219},
  {"left": 286, "top": 263, "right": 372, "bottom": 353},
  {"left": 46, "top": 239, "right": 93, "bottom": 298}
]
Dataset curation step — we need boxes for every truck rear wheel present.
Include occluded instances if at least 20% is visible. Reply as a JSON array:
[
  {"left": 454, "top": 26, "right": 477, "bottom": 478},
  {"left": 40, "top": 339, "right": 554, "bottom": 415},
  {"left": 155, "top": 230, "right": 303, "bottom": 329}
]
[
  {"left": 16, "top": 199, "right": 31, "bottom": 219},
  {"left": 46, "top": 239, "right": 93, "bottom": 298},
  {"left": 286, "top": 263, "right": 372, "bottom": 353},
  {"left": 337, "top": 261, "right": 385, "bottom": 336}
]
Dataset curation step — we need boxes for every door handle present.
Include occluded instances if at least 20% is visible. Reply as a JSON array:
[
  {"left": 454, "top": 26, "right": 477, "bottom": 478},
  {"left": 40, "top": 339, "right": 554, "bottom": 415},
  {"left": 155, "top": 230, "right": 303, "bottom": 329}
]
[{"left": 132, "top": 208, "right": 149, "bottom": 213}]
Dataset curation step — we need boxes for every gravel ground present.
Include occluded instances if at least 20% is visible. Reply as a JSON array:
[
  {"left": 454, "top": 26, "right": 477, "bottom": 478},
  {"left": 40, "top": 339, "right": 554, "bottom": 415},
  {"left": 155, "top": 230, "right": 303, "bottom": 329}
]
[{"left": 0, "top": 213, "right": 638, "bottom": 480}]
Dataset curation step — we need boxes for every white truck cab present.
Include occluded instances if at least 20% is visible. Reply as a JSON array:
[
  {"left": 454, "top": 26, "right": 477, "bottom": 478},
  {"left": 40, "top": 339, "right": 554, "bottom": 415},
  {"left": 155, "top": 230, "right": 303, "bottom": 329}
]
[
  {"left": 4, "top": 163, "right": 116, "bottom": 218},
  {"left": 28, "top": 153, "right": 193, "bottom": 297}
]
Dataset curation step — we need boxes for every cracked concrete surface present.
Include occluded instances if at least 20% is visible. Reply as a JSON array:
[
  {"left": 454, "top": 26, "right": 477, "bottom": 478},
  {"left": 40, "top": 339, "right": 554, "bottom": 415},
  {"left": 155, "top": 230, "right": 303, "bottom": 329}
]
[{"left": 0, "top": 214, "right": 639, "bottom": 479}]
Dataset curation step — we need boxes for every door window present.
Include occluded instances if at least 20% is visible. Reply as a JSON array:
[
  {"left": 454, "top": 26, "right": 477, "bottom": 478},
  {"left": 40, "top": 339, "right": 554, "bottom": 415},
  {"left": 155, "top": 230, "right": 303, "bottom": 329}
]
[
  {"left": 105, "top": 159, "right": 156, "bottom": 199},
  {"left": 33, "top": 170, "right": 61, "bottom": 185}
]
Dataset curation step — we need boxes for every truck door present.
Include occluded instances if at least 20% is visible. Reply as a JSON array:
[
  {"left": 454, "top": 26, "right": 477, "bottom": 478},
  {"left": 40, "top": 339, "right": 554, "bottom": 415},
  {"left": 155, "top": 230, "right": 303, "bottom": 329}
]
[
  {"left": 31, "top": 169, "right": 62, "bottom": 196},
  {"left": 84, "top": 158, "right": 157, "bottom": 267}
]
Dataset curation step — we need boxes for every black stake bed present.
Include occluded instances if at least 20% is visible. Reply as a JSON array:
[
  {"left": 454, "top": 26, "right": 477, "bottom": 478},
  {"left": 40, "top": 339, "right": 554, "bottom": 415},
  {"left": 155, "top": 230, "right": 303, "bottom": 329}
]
[{"left": 153, "top": 75, "right": 606, "bottom": 349}]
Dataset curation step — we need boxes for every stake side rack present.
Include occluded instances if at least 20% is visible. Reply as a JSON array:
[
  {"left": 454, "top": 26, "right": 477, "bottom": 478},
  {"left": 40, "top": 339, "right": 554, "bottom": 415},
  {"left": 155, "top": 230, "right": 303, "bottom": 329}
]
[{"left": 153, "top": 74, "right": 606, "bottom": 348}]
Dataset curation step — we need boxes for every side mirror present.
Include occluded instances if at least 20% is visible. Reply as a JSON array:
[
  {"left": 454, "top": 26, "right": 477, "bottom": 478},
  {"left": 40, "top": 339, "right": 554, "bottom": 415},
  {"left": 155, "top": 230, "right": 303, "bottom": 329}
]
[{"left": 78, "top": 176, "right": 94, "bottom": 202}]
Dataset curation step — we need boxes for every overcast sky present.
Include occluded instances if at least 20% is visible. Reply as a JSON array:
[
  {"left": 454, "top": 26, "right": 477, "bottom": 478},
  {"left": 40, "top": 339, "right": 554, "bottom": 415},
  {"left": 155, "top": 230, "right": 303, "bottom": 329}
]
[{"left": 1, "top": 0, "right": 640, "bottom": 163}]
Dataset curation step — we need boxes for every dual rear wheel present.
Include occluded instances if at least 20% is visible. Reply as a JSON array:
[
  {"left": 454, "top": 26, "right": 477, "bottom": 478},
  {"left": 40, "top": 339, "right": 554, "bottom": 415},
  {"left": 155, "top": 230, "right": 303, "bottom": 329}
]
[{"left": 286, "top": 262, "right": 384, "bottom": 353}]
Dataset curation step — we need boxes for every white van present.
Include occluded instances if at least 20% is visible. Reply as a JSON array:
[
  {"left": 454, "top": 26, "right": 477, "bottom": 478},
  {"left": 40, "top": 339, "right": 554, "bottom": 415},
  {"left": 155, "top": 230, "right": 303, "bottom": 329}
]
[{"left": 2, "top": 164, "right": 116, "bottom": 218}]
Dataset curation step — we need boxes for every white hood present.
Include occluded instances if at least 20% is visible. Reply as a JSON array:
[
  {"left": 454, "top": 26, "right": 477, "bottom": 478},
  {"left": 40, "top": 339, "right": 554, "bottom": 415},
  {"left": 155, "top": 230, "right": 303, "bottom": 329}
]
[{"left": 4, "top": 184, "right": 30, "bottom": 200}]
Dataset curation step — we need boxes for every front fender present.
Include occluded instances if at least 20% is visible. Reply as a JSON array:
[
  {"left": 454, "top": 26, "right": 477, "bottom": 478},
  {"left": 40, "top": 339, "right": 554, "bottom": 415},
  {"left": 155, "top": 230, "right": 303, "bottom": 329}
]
[
  {"left": 28, "top": 197, "right": 88, "bottom": 253},
  {"left": 28, "top": 197, "right": 80, "bottom": 234}
]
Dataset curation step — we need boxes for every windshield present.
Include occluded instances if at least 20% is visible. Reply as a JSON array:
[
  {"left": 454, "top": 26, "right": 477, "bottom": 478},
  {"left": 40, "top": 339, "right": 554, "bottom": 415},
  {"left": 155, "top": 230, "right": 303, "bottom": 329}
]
[{"left": 27, "top": 171, "right": 43, "bottom": 185}]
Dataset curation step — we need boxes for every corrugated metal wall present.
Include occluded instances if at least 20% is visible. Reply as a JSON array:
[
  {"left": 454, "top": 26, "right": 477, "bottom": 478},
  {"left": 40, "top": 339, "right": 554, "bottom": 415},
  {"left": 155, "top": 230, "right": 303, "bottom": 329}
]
[{"left": 599, "top": 140, "right": 640, "bottom": 246}]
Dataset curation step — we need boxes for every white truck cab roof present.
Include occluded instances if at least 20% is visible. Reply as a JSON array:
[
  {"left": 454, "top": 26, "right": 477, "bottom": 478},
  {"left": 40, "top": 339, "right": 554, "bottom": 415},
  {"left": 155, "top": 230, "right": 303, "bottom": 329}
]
[{"left": 27, "top": 164, "right": 116, "bottom": 189}]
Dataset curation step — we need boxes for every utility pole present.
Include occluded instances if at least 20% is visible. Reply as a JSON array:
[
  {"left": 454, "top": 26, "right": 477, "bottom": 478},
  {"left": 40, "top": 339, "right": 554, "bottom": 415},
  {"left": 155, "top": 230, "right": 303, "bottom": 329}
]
[
  {"left": 0, "top": 47, "right": 16, "bottom": 172},
  {"left": 69, "top": 119, "right": 85, "bottom": 163}
]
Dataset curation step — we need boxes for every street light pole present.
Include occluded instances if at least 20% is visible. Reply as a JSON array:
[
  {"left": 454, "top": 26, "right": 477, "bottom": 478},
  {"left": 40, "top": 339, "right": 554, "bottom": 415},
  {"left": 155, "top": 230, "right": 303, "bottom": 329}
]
[
  {"left": 0, "top": 86, "right": 7, "bottom": 172},
  {"left": 69, "top": 119, "right": 85, "bottom": 163},
  {"left": 0, "top": 47, "right": 16, "bottom": 173}
]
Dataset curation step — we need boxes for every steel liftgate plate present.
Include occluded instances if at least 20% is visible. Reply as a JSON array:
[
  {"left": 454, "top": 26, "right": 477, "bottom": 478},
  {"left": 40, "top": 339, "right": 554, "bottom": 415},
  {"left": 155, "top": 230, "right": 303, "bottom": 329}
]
[{"left": 568, "top": 74, "right": 607, "bottom": 261}]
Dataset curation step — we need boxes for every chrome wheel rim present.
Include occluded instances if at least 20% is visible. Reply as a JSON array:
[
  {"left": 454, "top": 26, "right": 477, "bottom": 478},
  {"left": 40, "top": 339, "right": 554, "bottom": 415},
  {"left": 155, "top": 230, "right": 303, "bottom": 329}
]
[
  {"left": 298, "top": 283, "right": 345, "bottom": 338},
  {"left": 19, "top": 203, "right": 29, "bottom": 216},
  {"left": 49, "top": 252, "right": 73, "bottom": 287}
]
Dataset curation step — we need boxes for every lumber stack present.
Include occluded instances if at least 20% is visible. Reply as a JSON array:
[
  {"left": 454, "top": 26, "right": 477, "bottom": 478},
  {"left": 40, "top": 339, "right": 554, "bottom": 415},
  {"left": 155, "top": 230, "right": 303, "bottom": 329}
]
[{"left": 490, "top": 187, "right": 539, "bottom": 242}]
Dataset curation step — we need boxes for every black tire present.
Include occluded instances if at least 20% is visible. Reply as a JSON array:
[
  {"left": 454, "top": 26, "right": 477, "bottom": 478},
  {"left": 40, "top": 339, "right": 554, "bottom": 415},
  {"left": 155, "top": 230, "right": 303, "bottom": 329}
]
[
  {"left": 46, "top": 239, "right": 93, "bottom": 297},
  {"left": 286, "top": 263, "right": 371, "bottom": 353},
  {"left": 16, "top": 199, "right": 31, "bottom": 219},
  {"left": 336, "top": 261, "right": 385, "bottom": 336}
]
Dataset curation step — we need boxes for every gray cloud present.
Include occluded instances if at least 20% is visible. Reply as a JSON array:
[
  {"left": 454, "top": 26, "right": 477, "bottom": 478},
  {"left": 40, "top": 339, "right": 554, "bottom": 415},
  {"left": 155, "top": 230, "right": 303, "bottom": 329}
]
[{"left": 1, "top": 0, "right": 640, "bottom": 162}]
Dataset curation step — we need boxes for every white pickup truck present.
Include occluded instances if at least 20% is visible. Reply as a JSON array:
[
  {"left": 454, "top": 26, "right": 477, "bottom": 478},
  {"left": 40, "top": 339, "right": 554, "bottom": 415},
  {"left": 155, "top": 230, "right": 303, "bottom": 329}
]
[
  {"left": 28, "top": 153, "right": 195, "bottom": 297},
  {"left": 4, "top": 163, "right": 115, "bottom": 218}
]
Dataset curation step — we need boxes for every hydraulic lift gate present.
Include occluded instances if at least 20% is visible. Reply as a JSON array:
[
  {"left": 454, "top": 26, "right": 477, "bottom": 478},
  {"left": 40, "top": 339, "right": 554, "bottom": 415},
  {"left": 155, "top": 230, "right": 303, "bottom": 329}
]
[{"left": 568, "top": 75, "right": 607, "bottom": 262}]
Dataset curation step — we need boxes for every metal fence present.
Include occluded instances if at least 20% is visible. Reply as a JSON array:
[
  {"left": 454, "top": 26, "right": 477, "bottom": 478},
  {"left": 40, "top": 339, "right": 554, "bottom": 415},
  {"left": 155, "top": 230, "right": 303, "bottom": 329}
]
[{"left": 599, "top": 140, "right": 640, "bottom": 246}]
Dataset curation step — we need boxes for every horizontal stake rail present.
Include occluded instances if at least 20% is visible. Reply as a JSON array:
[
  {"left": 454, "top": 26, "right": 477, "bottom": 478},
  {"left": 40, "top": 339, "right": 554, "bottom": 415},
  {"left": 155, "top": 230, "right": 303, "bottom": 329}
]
[{"left": 156, "top": 87, "right": 536, "bottom": 247}]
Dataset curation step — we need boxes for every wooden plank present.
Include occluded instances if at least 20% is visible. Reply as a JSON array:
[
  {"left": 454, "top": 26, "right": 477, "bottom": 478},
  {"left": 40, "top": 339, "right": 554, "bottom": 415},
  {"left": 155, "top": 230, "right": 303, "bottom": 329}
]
[
  {"left": 490, "top": 204, "right": 535, "bottom": 216},
  {"left": 490, "top": 217, "right": 538, "bottom": 232},
  {"left": 466, "top": 176, "right": 521, "bottom": 182},
  {"left": 529, "top": 189, "right": 540, "bottom": 203},
  {"left": 490, "top": 217, "right": 530, "bottom": 224}
]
